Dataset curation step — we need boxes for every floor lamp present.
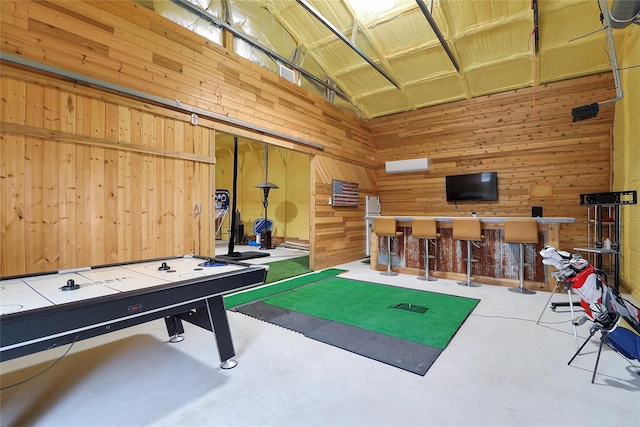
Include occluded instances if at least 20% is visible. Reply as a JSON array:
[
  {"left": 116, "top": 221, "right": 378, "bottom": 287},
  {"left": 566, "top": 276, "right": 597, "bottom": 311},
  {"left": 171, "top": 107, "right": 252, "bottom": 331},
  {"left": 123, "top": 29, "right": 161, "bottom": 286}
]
[
  {"left": 255, "top": 182, "right": 278, "bottom": 249},
  {"left": 255, "top": 144, "right": 278, "bottom": 250}
]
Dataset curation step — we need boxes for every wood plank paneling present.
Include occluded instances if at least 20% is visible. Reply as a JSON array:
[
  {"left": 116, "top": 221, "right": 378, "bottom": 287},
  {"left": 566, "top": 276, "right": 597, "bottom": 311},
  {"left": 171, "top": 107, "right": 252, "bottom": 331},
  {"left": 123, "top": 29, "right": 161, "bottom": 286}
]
[
  {"left": 0, "top": 0, "right": 618, "bottom": 279},
  {"left": 0, "top": 68, "right": 215, "bottom": 276},
  {"left": 312, "top": 156, "right": 377, "bottom": 269},
  {"left": 1, "top": 0, "right": 376, "bottom": 274},
  {"left": 1, "top": 134, "right": 26, "bottom": 274},
  {"left": 369, "top": 74, "right": 616, "bottom": 255},
  {"left": 1, "top": 0, "right": 374, "bottom": 166}
]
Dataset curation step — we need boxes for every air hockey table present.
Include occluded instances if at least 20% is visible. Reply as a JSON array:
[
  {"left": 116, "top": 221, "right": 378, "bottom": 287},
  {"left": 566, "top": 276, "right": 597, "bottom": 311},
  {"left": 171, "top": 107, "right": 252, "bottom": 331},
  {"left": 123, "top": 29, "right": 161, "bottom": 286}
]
[{"left": 0, "top": 255, "right": 268, "bottom": 369}]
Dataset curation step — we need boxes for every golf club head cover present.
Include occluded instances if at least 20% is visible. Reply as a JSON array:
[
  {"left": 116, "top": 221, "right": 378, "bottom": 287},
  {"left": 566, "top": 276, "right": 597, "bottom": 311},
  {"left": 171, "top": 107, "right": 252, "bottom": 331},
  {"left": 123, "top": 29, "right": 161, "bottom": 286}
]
[
  {"left": 569, "top": 258, "right": 589, "bottom": 273},
  {"left": 543, "top": 258, "right": 567, "bottom": 270},
  {"left": 539, "top": 246, "right": 570, "bottom": 261}
]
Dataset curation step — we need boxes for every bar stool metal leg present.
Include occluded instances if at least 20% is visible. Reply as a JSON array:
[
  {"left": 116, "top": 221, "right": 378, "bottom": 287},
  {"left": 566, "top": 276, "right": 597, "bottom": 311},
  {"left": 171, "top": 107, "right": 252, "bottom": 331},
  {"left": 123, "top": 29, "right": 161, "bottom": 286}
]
[
  {"left": 381, "top": 235, "right": 398, "bottom": 276},
  {"left": 457, "top": 240, "right": 481, "bottom": 287},
  {"left": 417, "top": 238, "right": 437, "bottom": 281},
  {"left": 509, "top": 243, "right": 535, "bottom": 294}
]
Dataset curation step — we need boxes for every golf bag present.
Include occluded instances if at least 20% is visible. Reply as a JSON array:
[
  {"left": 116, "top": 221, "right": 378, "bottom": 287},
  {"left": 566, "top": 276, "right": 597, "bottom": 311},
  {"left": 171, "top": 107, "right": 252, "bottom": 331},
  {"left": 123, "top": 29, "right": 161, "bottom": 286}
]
[{"left": 540, "top": 246, "right": 640, "bottom": 362}]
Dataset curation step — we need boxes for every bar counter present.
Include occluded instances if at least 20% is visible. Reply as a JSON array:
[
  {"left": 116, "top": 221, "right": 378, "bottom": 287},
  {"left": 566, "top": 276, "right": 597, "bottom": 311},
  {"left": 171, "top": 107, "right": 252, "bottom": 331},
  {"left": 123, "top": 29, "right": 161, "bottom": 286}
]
[{"left": 367, "top": 216, "right": 575, "bottom": 291}]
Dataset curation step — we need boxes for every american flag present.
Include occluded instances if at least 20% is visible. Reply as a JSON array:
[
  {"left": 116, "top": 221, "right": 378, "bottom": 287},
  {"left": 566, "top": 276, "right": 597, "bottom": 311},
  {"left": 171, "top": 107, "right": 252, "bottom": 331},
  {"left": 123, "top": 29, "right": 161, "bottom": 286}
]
[{"left": 332, "top": 179, "right": 359, "bottom": 207}]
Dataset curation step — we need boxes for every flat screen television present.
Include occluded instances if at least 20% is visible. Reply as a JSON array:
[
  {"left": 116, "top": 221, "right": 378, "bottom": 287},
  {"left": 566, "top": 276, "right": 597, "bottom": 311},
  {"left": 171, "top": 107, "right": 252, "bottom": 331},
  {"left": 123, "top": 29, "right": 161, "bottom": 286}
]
[{"left": 446, "top": 172, "right": 498, "bottom": 202}]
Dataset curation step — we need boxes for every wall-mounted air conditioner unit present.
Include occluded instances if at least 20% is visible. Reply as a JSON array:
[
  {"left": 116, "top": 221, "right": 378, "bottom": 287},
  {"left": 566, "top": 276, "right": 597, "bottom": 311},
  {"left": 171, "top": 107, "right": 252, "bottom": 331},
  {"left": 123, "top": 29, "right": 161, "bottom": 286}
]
[{"left": 385, "top": 158, "right": 432, "bottom": 174}]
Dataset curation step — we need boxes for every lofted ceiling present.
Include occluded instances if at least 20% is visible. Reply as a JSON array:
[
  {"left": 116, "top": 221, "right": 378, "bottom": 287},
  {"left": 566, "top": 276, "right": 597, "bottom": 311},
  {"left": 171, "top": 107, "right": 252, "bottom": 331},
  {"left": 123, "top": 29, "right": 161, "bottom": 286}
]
[{"left": 146, "top": 0, "right": 638, "bottom": 119}]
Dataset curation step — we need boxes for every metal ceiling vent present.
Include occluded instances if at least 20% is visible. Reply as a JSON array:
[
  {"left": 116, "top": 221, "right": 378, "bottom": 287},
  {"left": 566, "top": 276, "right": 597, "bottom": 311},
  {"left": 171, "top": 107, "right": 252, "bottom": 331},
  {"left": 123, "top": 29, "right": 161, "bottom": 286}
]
[
  {"left": 279, "top": 64, "right": 296, "bottom": 84},
  {"left": 609, "top": 0, "right": 640, "bottom": 28}
]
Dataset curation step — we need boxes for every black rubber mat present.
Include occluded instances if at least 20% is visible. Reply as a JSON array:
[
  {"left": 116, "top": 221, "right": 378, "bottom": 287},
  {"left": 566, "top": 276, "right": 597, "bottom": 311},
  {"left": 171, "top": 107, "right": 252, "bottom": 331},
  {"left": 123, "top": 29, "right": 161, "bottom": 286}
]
[{"left": 234, "top": 301, "right": 442, "bottom": 376}]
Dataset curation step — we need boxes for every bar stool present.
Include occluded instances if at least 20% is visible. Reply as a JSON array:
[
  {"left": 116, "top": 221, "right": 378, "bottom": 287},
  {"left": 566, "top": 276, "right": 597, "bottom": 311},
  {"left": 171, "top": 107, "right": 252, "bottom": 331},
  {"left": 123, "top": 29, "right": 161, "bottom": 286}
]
[
  {"left": 412, "top": 218, "right": 440, "bottom": 281},
  {"left": 504, "top": 219, "right": 539, "bottom": 295},
  {"left": 453, "top": 218, "right": 483, "bottom": 287},
  {"left": 374, "top": 216, "right": 402, "bottom": 276}
]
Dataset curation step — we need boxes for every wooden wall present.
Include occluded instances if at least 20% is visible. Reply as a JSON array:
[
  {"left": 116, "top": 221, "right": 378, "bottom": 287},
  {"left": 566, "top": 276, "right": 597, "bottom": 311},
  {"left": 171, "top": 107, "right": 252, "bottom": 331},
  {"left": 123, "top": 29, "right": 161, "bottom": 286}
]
[
  {"left": 369, "top": 74, "right": 617, "bottom": 253},
  {"left": 0, "top": 0, "right": 374, "bottom": 164},
  {"left": 0, "top": 0, "right": 621, "bottom": 278},
  {"left": 312, "top": 156, "right": 377, "bottom": 270},
  {"left": 0, "top": 0, "right": 376, "bottom": 275},
  {"left": 0, "top": 67, "right": 216, "bottom": 276}
]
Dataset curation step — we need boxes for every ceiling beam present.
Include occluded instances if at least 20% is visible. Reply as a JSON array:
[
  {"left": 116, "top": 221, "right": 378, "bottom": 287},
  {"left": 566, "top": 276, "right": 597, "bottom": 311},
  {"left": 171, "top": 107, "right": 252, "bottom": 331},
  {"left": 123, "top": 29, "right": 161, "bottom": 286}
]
[
  {"left": 415, "top": 0, "right": 460, "bottom": 73},
  {"left": 598, "top": 0, "right": 623, "bottom": 103},
  {"left": 295, "top": 0, "right": 401, "bottom": 89}
]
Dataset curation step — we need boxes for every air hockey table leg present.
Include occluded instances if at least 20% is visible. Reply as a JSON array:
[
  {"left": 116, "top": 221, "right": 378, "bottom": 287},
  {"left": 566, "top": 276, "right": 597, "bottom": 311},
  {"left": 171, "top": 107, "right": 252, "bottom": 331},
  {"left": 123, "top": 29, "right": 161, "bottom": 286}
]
[
  {"left": 165, "top": 315, "right": 185, "bottom": 343},
  {"left": 206, "top": 296, "right": 238, "bottom": 369},
  {"left": 166, "top": 296, "right": 238, "bottom": 369}
]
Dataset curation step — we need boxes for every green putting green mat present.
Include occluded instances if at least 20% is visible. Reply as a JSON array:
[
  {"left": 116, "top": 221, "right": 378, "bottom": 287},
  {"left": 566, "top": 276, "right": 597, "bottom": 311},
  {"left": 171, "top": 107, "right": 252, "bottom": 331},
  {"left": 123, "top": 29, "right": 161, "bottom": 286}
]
[
  {"left": 262, "top": 278, "right": 479, "bottom": 349},
  {"left": 224, "top": 268, "right": 346, "bottom": 309}
]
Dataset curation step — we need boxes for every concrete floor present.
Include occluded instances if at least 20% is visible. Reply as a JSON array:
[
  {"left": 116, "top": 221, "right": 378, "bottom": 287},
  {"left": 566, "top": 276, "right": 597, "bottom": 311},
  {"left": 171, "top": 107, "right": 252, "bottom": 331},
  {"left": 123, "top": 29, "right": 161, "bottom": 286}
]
[{"left": 1, "top": 246, "right": 639, "bottom": 426}]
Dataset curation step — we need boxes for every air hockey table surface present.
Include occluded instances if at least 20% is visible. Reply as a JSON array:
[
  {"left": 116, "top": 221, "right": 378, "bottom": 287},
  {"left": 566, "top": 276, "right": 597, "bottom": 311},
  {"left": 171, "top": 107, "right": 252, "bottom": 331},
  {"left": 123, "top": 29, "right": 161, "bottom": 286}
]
[{"left": 0, "top": 255, "right": 269, "bottom": 368}]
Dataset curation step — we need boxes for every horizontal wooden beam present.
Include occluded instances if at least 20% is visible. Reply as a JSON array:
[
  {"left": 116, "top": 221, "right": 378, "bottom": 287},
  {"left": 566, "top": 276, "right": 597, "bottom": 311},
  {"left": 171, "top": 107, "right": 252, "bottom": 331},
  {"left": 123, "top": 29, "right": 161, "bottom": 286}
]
[{"left": 1, "top": 123, "right": 216, "bottom": 165}]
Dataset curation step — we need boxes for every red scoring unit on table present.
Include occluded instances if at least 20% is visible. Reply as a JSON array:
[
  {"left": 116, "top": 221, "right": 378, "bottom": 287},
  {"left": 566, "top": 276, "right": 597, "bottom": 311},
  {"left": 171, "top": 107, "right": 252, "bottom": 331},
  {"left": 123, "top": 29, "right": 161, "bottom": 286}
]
[{"left": 127, "top": 303, "right": 143, "bottom": 313}]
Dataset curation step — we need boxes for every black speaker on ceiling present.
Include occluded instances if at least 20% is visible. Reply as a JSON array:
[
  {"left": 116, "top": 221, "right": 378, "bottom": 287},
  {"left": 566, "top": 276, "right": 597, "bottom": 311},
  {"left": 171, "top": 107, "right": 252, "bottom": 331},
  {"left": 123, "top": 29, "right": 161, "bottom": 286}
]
[{"left": 571, "top": 103, "right": 599, "bottom": 122}]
